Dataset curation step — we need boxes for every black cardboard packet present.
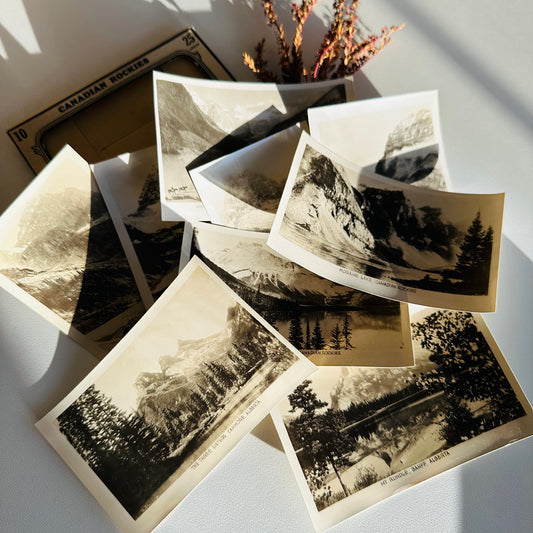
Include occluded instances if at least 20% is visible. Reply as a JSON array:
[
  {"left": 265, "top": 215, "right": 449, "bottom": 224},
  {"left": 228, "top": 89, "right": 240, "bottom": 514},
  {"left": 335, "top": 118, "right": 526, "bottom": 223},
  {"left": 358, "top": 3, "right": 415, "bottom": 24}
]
[{"left": 8, "top": 28, "right": 233, "bottom": 174}]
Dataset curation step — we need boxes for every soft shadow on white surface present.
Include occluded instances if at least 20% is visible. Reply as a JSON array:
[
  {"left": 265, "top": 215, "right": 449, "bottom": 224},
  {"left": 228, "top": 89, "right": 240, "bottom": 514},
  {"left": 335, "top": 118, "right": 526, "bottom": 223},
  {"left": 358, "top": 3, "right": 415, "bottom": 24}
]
[
  {"left": 27, "top": 334, "right": 98, "bottom": 419},
  {"left": 0, "top": 288, "right": 98, "bottom": 418},
  {"left": 0, "top": 287, "right": 114, "bottom": 533},
  {"left": 380, "top": 0, "right": 533, "bottom": 133},
  {"left": 0, "top": 0, "right": 41, "bottom": 58}
]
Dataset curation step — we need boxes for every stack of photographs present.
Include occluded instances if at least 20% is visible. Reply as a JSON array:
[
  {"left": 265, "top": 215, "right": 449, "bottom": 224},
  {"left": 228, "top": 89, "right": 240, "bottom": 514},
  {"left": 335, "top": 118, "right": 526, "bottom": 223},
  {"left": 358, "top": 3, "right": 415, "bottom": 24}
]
[
  {"left": 153, "top": 72, "right": 354, "bottom": 220},
  {"left": 1, "top": 69, "right": 529, "bottom": 533}
]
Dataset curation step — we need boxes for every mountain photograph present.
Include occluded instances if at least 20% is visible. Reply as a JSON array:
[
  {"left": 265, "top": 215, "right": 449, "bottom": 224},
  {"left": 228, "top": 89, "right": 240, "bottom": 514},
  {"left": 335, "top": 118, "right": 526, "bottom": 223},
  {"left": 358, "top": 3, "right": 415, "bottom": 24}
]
[
  {"left": 277, "top": 138, "right": 503, "bottom": 308},
  {"left": 308, "top": 91, "right": 450, "bottom": 191},
  {"left": 374, "top": 108, "right": 446, "bottom": 190},
  {"left": 94, "top": 147, "right": 185, "bottom": 307},
  {"left": 190, "top": 125, "right": 301, "bottom": 232},
  {"left": 53, "top": 261, "right": 303, "bottom": 521},
  {"left": 276, "top": 310, "right": 528, "bottom": 512},
  {"left": 190, "top": 224, "right": 412, "bottom": 367},
  {"left": 118, "top": 163, "right": 184, "bottom": 300},
  {"left": 0, "top": 152, "right": 145, "bottom": 356},
  {"left": 155, "top": 74, "right": 351, "bottom": 202}
]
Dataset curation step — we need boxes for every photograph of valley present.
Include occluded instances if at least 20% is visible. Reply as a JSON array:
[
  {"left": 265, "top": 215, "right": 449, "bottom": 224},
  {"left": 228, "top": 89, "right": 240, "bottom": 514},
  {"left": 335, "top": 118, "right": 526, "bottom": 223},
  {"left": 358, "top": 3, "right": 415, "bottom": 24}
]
[
  {"left": 275, "top": 135, "right": 503, "bottom": 310},
  {"left": 189, "top": 223, "right": 412, "bottom": 367},
  {"left": 189, "top": 125, "right": 301, "bottom": 232},
  {"left": 155, "top": 72, "right": 351, "bottom": 204},
  {"left": 275, "top": 310, "right": 530, "bottom": 517},
  {"left": 51, "top": 261, "right": 305, "bottom": 521},
  {"left": 0, "top": 147, "right": 145, "bottom": 356}
]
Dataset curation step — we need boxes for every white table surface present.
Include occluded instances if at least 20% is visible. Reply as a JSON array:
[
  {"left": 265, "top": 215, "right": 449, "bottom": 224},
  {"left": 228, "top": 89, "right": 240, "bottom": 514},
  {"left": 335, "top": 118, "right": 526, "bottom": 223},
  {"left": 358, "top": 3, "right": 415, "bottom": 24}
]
[{"left": 1, "top": 1, "right": 532, "bottom": 532}]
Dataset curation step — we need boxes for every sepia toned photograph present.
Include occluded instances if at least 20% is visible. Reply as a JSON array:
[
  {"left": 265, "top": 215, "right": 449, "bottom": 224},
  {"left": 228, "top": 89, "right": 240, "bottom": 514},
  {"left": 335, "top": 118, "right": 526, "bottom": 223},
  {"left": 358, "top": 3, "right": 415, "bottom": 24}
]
[
  {"left": 182, "top": 222, "right": 413, "bottom": 367},
  {"left": 153, "top": 71, "right": 354, "bottom": 220},
  {"left": 93, "top": 146, "right": 185, "bottom": 308},
  {"left": 189, "top": 125, "right": 302, "bottom": 232},
  {"left": 309, "top": 91, "right": 451, "bottom": 191},
  {"left": 0, "top": 146, "right": 145, "bottom": 358},
  {"left": 271, "top": 308, "right": 533, "bottom": 532},
  {"left": 36, "top": 257, "right": 315, "bottom": 533},
  {"left": 268, "top": 133, "right": 504, "bottom": 312}
]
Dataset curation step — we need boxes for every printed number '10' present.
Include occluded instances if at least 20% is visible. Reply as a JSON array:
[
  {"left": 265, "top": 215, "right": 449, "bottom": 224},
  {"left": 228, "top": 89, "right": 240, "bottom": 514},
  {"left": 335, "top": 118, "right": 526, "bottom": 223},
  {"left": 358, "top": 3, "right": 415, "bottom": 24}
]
[{"left": 12, "top": 129, "right": 28, "bottom": 142}]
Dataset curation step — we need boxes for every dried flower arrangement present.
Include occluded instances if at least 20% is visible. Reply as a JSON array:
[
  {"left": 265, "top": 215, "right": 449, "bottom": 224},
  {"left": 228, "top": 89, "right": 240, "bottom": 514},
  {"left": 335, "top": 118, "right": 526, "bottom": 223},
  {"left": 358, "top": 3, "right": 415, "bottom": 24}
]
[{"left": 243, "top": 0, "right": 404, "bottom": 83}]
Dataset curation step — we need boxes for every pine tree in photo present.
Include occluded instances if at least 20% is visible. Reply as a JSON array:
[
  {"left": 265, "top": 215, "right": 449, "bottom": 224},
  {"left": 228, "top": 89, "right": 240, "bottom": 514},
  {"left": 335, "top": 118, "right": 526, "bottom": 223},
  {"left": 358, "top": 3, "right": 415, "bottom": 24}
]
[
  {"left": 454, "top": 211, "right": 494, "bottom": 294},
  {"left": 189, "top": 390, "right": 210, "bottom": 418},
  {"left": 288, "top": 315, "right": 304, "bottom": 349},
  {"left": 288, "top": 379, "right": 327, "bottom": 416},
  {"left": 208, "top": 361, "right": 237, "bottom": 390},
  {"left": 201, "top": 367, "right": 225, "bottom": 397},
  {"left": 287, "top": 380, "right": 351, "bottom": 501},
  {"left": 330, "top": 322, "right": 342, "bottom": 350},
  {"left": 159, "top": 406, "right": 184, "bottom": 442},
  {"left": 304, "top": 316, "right": 311, "bottom": 349},
  {"left": 57, "top": 385, "right": 175, "bottom": 518},
  {"left": 342, "top": 314, "right": 353, "bottom": 349},
  {"left": 311, "top": 318, "right": 326, "bottom": 350},
  {"left": 479, "top": 225, "right": 493, "bottom": 287}
]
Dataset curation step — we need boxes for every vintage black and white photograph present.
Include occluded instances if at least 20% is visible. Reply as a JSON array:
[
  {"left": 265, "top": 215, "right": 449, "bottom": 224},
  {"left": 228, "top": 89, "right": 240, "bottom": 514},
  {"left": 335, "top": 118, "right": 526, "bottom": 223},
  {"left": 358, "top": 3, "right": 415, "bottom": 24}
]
[
  {"left": 269, "top": 133, "right": 504, "bottom": 311},
  {"left": 0, "top": 146, "right": 145, "bottom": 358},
  {"left": 271, "top": 309, "right": 533, "bottom": 532},
  {"left": 182, "top": 222, "right": 413, "bottom": 367},
  {"left": 153, "top": 71, "right": 354, "bottom": 220},
  {"left": 93, "top": 146, "right": 185, "bottom": 308},
  {"left": 309, "top": 91, "right": 451, "bottom": 191},
  {"left": 36, "top": 257, "right": 315, "bottom": 533},
  {"left": 189, "top": 125, "right": 302, "bottom": 232}
]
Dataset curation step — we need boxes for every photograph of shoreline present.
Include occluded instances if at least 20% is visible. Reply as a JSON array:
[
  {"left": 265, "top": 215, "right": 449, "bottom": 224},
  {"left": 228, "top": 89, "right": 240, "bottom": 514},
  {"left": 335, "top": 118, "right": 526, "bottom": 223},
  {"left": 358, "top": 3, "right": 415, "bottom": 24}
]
[
  {"left": 272, "top": 309, "right": 533, "bottom": 532},
  {"left": 184, "top": 222, "right": 413, "bottom": 367}
]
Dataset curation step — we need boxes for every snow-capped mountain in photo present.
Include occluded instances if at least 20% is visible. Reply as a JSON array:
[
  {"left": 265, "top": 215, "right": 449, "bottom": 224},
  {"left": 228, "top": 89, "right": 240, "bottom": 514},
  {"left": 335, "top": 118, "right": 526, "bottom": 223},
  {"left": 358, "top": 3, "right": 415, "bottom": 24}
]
[{"left": 197, "top": 237, "right": 377, "bottom": 308}]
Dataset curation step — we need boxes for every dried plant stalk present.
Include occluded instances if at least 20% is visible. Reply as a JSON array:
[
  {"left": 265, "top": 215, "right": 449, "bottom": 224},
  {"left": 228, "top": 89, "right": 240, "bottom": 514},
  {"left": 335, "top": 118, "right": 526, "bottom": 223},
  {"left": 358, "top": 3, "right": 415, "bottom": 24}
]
[{"left": 243, "top": 0, "right": 404, "bottom": 83}]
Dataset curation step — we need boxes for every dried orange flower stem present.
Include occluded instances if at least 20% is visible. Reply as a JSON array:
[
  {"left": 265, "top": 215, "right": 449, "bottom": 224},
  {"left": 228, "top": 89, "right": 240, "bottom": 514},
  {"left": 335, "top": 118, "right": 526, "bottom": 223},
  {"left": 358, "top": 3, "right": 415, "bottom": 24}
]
[{"left": 243, "top": 0, "right": 404, "bottom": 83}]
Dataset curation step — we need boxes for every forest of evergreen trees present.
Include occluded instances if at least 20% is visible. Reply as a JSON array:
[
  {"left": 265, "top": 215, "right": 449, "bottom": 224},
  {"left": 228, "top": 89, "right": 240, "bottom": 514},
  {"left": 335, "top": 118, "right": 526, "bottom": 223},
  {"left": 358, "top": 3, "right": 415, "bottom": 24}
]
[
  {"left": 57, "top": 386, "right": 182, "bottom": 518},
  {"left": 57, "top": 309, "right": 294, "bottom": 519},
  {"left": 288, "top": 313, "right": 353, "bottom": 351},
  {"left": 392, "top": 211, "right": 494, "bottom": 295}
]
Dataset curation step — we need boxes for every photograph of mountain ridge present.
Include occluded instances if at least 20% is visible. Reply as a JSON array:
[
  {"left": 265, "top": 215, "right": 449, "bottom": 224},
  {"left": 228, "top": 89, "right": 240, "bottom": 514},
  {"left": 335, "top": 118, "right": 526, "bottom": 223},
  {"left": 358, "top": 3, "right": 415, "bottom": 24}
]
[
  {"left": 36, "top": 258, "right": 315, "bottom": 533},
  {"left": 189, "top": 125, "right": 302, "bottom": 232},
  {"left": 0, "top": 146, "right": 145, "bottom": 357},
  {"left": 308, "top": 91, "right": 450, "bottom": 191},
  {"left": 269, "top": 133, "right": 503, "bottom": 312}
]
